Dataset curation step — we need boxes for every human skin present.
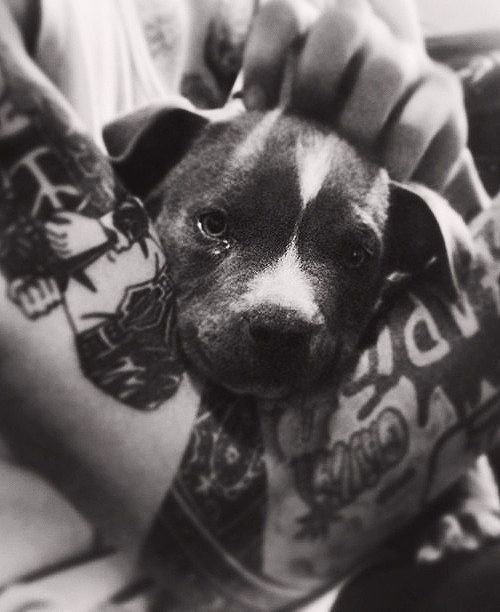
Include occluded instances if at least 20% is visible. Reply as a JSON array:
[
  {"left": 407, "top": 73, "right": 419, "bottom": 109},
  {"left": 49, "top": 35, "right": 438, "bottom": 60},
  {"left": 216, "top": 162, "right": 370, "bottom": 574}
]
[
  {"left": 0, "top": 2, "right": 199, "bottom": 553},
  {"left": 243, "top": 0, "right": 456, "bottom": 185},
  {"left": 242, "top": 0, "right": 490, "bottom": 221}
]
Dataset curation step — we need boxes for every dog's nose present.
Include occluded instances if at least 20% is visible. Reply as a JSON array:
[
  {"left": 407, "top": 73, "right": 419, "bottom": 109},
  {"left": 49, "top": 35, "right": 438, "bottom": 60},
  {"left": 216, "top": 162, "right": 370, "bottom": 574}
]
[{"left": 245, "top": 307, "right": 320, "bottom": 350}]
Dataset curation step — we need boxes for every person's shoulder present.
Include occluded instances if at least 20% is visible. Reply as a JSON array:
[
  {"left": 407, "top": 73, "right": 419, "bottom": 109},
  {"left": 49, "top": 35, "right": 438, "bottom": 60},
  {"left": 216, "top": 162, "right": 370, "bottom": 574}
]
[{"left": 4, "top": 0, "right": 40, "bottom": 55}]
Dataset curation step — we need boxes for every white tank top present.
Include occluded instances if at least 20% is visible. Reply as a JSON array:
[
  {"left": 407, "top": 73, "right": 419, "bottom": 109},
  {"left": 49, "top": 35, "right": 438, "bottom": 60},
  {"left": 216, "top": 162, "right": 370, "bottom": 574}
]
[{"left": 35, "top": 0, "right": 189, "bottom": 147}]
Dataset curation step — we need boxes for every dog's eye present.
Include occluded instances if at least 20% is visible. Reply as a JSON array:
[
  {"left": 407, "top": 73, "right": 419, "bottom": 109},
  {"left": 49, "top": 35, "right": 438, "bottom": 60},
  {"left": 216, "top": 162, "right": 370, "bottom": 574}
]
[
  {"left": 343, "top": 243, "right": 372, "bottom": 269},
  {"left": 197, "top": 210, "right": 228, "bottom": 239}
]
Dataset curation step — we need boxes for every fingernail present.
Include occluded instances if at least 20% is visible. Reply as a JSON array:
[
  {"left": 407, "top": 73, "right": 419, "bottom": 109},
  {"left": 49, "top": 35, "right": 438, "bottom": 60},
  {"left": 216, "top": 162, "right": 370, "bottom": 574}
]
[{"left": 244, "top": 85, "right": 266, "bottom": 111}]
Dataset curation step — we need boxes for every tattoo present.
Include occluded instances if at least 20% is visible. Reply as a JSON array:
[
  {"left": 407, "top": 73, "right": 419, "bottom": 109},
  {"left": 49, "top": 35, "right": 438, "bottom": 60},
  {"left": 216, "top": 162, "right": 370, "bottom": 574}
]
[
  {"left": 277, "top": 218, "right": 500, "bottom": 541},
  {"left": 0, "top": 49, "right": 184, "bottom": 410},
  {"left": 75, "top": 258, "right": 182, "bottom": 411},
  {"left": 134, "top": 0, "right": 186, "bottom": 92},
  {"left": 376, "top": 467, "right": 417, "bottom": 505},
  {"left": 292, "top": 407, "right": 409, "bottom": 539},
  {"left": 145, "top": 386, "right": 270, "bottom": 611}
]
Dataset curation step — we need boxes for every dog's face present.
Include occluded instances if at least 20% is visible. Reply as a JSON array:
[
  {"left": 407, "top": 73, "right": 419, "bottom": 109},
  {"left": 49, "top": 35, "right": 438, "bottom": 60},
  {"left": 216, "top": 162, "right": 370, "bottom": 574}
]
[{"left": 105, "top": 105, "right": 472, "bottom": 398}]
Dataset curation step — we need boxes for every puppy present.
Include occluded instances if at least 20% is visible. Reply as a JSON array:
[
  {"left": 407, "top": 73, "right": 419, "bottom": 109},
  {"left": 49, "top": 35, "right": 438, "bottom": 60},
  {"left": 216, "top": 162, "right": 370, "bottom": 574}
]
[
  {"left": 104, "top": 103, "right": 471, "bottom": 398},
  {"left": 104, "top": 101, "right": 499, "bottom": 556}
]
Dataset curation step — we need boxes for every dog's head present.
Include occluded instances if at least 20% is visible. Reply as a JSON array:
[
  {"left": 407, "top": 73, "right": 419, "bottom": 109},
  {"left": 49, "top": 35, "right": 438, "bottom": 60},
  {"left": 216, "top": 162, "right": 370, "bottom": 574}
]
[{"left": 104, "top": 103, "right": 473, "bottom": 398}]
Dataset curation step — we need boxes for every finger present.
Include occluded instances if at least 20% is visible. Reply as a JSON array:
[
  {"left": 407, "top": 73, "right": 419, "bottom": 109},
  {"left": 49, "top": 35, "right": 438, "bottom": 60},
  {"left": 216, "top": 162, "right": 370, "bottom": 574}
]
[
  {"left": 292, "top": 0, "right": 372, "bottom": 119},
  {"left": 413, "top": 112, "right": 467, "bottom": 192},
  {"left": 368, "top": 0, "right": 423, "bottom": 43},
  {"left": 243, "top": 0, "right": 317, "bottom": 110},
  {"left": 443, "top": 150, "right": 491, "bottom": 221},
  {"left": 380, "top": 65, "right": 464, "bottom": 183},
  {"left": 337, "top": 22, "right": 423, "bottom": 146}
]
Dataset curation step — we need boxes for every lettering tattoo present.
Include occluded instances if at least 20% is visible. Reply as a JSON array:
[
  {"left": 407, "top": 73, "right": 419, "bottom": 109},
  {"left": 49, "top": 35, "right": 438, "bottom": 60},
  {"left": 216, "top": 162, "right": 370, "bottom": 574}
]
[
  {"left": 292, "top": 407, "right": 409, "bottom": 539},
  {"left": 270, "top": 231, "right": 500, "bottom": 544},
  {"left": 0, "top": 49, "right": 184, "bottom": 410}
]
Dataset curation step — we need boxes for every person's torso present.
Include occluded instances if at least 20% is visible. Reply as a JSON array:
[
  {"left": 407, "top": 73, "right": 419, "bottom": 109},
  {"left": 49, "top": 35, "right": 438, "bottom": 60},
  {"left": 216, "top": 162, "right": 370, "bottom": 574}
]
[{"left": 35, "top": 0, "right": 189, "bottom": 146}]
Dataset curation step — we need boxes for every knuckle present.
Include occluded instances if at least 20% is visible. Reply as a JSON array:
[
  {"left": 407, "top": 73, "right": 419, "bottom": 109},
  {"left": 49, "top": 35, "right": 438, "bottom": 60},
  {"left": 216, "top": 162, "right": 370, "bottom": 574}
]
[{"left": 397, "top": 41, "right": 426, "bottom": 83}]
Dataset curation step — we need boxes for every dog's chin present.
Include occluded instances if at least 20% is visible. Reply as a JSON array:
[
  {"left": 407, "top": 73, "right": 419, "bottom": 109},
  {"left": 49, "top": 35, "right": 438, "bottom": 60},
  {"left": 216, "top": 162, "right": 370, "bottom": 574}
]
[
  {"left": 221, "top": 380, "right": 296, "bottom": 400},
  {"left": 184, "top": 342, "right": 327, "bottom": 399},
  {"left": 193, "top": 357, "right": 305, "bottom": 399}
]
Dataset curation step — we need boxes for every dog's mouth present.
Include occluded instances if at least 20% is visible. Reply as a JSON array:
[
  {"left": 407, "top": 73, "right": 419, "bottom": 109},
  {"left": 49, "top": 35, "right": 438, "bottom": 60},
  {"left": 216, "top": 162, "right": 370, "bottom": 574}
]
[
  {"left": 182, "top": 330, "right": 339, "bottom": 399},
  {"left": 187, "top": 343, "right": 300, "bottom": 397}
]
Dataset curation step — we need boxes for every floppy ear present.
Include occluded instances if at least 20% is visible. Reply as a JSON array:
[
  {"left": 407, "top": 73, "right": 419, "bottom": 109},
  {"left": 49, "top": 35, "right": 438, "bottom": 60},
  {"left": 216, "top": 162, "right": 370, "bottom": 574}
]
[
  {"left": 385, "top": 182, "right": 475, "bottom": 298},
  {"left": 103, "top": 104, "right": 209, "bottom": 202}
]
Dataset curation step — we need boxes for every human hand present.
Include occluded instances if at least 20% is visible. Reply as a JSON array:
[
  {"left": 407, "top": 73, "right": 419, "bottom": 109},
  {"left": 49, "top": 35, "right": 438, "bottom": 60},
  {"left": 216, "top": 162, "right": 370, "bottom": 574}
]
[{"left": 242, "top": 0, "right": 468, "bottom": 194}]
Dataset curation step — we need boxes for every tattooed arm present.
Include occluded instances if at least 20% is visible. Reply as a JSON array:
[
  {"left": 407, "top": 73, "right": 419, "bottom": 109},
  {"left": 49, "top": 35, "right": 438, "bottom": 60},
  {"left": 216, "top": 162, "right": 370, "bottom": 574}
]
[{"left": 0, "top": 1, "right": 199, "bottom": 562}]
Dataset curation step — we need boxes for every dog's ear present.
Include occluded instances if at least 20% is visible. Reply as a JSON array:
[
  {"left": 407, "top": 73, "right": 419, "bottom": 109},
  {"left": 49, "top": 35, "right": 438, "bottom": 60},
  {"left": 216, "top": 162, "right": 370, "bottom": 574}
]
[
  {"left": 103, "top": 104, "right": 209, "bottom": 201},
  {"left": 385, "top": 182, "right": 475, "bottom": 298}
]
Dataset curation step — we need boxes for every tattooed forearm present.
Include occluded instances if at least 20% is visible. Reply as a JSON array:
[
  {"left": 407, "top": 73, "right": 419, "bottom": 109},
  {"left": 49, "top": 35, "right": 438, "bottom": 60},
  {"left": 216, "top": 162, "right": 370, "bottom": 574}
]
[{"left": 0, "top": 35, "right": 184, "bottom": 410}]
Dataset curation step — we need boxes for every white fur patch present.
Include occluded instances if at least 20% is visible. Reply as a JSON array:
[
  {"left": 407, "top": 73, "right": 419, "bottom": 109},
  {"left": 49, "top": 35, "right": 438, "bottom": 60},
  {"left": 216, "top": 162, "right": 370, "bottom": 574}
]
[
  {"left": 240, "top": 243, "right": 320, "bottom": 321},
  {"left": 295, "top": 132, "right": 340, "bottom": 207},
  {"left": 232, "top": 108, "right": 281, "bottom": 167}
]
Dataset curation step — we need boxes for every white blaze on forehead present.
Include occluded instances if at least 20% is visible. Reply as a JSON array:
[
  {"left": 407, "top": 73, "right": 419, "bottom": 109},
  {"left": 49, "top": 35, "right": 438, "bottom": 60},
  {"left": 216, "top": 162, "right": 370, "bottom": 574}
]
[
  {"left": 295, "top": 131, "right": 339, "bottom": 207},
  {"left": 241, "top": 242, "right": 319, "bottom": 321},
  {"left": 232, "top": 108, "right": 281, "bottom": 167}
]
